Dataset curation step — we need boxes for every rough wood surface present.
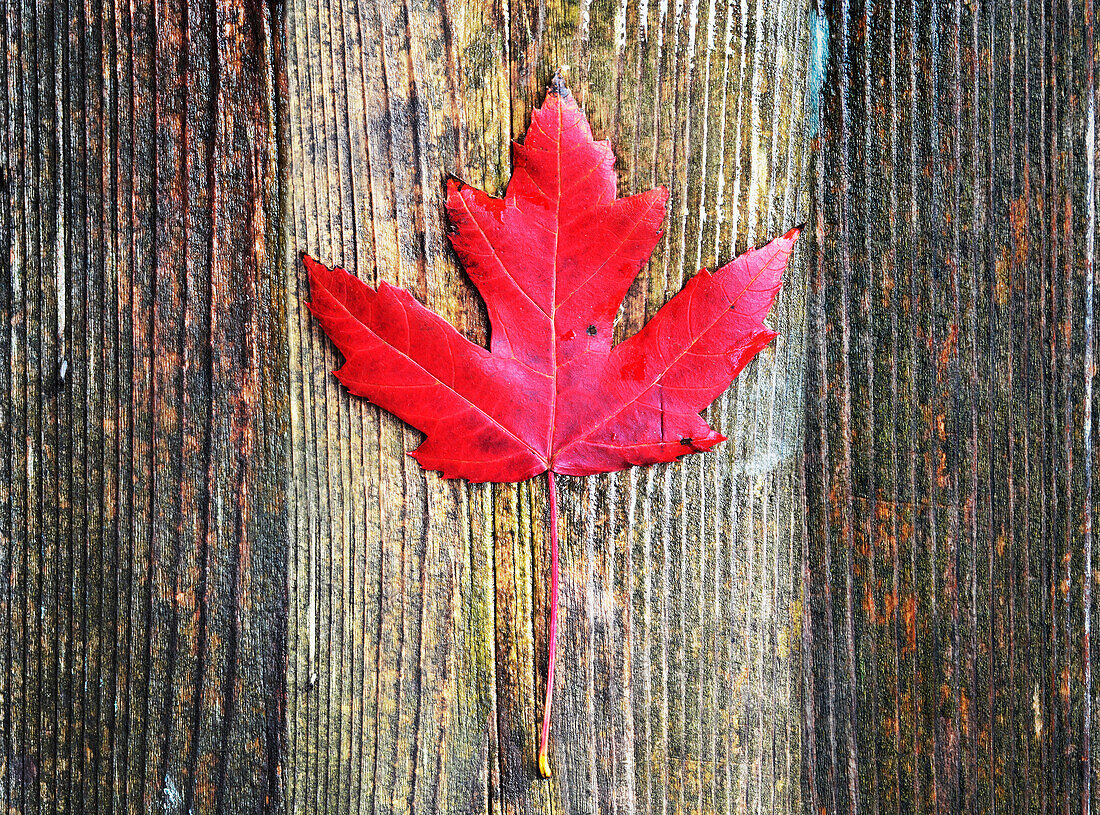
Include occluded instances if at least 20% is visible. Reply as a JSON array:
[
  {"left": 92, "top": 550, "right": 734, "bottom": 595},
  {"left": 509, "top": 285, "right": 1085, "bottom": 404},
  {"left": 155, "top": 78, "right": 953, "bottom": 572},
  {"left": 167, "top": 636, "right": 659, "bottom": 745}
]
[
  {"left": 282, "top": 0, "right": 812, "bottom": 812},
  {"left": 803, "top": 1, "right": 1100, "bottom": 813},
  {"left": 9, "top": 0, "right": 1098, "bottom": 812},
  {"left": 0, "top": 1, "right": 286, "bottom": 813}
]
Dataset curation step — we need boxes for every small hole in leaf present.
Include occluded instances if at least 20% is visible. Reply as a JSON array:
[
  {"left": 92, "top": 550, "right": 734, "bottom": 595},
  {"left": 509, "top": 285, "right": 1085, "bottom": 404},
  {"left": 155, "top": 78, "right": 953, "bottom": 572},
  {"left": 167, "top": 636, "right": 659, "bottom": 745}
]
[
  {"left": 586, "top": 325, "right": 597, "bottom": 336},
  {"left": 679, "top": 437, "right": 692, "bottom": 446}
]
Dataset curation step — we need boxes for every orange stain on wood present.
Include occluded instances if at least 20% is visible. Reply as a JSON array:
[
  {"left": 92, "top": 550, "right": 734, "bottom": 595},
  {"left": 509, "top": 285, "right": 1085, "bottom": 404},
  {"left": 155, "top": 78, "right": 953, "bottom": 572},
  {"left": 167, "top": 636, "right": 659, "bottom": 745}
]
[{"left": 903, "top": 595, "right": 917, "bottom": 654}]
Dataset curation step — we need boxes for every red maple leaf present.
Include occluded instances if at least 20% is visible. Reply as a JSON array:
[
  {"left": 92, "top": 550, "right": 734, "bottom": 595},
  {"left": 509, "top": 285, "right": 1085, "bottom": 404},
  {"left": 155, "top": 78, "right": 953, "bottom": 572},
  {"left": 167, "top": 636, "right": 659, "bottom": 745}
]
[{"left": 304, "top": 73, "right": 799, "bottom": 778}]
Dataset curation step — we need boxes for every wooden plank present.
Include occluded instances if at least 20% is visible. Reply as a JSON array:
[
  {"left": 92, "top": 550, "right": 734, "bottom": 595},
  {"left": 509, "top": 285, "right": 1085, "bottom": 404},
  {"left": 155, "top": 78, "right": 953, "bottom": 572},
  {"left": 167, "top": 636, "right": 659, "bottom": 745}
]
[
  {"left": 0, "top": 2, "right": 286, "bottom": 813},
  {"left": 282, "top": 0, "right": 814, "bottom": 811},
  {"left": 5, "top": 0, "right": 1100, "bottom": 812},
  {"left": 803, "top": 0, "right": 1100, "bottom": 812}
]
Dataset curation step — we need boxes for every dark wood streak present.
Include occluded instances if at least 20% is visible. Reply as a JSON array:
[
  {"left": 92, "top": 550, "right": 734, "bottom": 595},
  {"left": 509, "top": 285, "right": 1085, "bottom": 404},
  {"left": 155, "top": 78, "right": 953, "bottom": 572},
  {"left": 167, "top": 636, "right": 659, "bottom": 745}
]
[
  {"left": 0, "top": 0, "right": 288, "bottom": 812},
  {"left": 804, "top": 0, "right": 1100, "bottom": 813}
]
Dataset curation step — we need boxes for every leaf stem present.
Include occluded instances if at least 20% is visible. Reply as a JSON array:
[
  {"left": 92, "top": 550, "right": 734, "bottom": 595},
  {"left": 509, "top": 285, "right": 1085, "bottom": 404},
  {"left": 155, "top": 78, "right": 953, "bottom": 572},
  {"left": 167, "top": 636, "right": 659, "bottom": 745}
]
[{"left": 538, "top": 469, "right": 559, "bottom": 778}]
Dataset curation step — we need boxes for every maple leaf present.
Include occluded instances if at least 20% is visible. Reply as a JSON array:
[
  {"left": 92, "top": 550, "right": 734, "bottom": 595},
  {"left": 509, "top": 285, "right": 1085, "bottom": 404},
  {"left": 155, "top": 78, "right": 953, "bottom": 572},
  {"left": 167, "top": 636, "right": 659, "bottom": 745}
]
[{"left": 303, "top": 72, "right": 800, "bottom": 778}]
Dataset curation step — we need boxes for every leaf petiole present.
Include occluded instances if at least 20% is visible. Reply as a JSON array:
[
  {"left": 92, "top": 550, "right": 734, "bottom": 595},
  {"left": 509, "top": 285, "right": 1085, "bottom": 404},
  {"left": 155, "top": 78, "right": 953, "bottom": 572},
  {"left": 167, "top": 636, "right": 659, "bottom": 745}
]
[{"left": 538, "top": 469, "right": 559, "bottom": 778}]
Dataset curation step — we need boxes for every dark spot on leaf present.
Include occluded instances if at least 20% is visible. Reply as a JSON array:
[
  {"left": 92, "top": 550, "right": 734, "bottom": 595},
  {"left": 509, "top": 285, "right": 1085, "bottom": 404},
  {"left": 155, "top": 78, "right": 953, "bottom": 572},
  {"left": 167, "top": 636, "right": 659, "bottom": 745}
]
[
  {"left": 680, "top": 437, "right": 692, "bottom": 446},
  {"left": 586, "top": 325, "right": 597, "bottom": 336}
]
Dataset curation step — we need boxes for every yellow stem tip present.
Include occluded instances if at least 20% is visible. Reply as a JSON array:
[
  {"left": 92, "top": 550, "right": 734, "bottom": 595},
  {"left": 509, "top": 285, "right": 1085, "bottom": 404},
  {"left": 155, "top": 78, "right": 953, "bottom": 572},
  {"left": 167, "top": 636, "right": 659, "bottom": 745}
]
[{"left": 538, "top": 751, "right": 552, "bottom": 778}]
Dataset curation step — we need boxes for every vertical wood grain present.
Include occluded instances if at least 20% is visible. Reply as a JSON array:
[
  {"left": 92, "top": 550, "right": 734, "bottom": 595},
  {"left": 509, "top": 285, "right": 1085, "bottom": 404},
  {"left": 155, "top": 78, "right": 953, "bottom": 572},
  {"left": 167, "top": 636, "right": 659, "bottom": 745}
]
[
  {"left": 282, "top": 0, "right": 814, "bottom": 812},
  {"left": 803, "top": 0, "right": 1100, "bottom": 812},
  {"left": 0, "top": 1, "right": 287, "bottom": 812},
  {"left": 23, "top": 0, "right": 1100, "bottom": 811}
]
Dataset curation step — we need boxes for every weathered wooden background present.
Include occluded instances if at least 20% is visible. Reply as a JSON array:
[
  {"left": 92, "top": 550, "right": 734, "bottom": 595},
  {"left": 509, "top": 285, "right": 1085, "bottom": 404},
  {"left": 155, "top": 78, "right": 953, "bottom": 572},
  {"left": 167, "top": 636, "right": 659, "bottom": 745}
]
[
  {"left": 803, "top": 2, "right": 1100, "bottom": 814},
  {"left": 0, "top": 0, "right": 1095, "bottom": 813},
  {"left": 0, "top": 1, "right": 287, "bottom": 814},
  {"left": 283, "top": 0, "right": 811, "bottom": 811}
]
